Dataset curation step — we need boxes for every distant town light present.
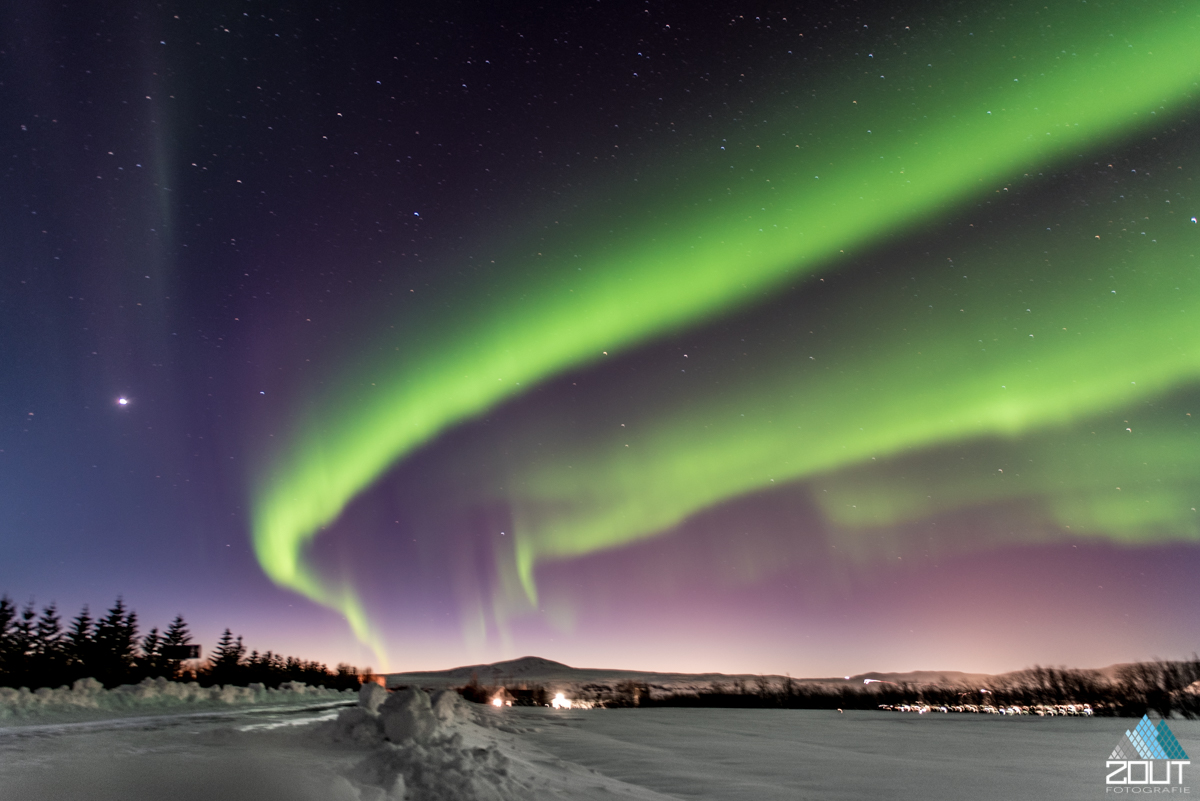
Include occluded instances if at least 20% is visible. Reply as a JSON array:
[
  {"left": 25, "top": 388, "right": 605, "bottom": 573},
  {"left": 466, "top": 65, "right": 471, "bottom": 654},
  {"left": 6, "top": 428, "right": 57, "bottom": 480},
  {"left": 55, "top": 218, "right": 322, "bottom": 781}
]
[{"left": 551, "top": 692, "right": 572, "bottom": 710}]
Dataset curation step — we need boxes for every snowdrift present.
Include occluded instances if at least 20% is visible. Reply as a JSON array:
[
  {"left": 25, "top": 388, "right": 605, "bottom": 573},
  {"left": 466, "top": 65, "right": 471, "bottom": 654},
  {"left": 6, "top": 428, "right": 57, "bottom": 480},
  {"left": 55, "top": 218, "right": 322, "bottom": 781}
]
[
  {"left": 0, "top": 676, "right": 354, "bottom": 723},
  {"left": 323, "top": 684, "right": 522, "bottom": 800}
]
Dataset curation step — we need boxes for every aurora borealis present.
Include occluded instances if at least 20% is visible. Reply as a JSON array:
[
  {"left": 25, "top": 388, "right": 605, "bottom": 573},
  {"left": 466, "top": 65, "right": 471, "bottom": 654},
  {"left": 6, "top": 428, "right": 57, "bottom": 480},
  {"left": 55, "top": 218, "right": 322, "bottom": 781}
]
[{"left": 3, "top": 0, "right": 1199, "bottom": 675}]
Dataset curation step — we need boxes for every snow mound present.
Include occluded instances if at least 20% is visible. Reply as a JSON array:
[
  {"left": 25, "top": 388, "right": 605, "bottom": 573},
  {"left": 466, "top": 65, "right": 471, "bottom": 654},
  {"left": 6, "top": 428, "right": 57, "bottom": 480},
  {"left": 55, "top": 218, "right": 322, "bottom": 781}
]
[
  {"left": 0, "top": 676, "right": 354, "bottom": 723},
  {"left": 431, "top": 688, "right": 472, "bottom": 723},
  {"left": 330, "top": 686, "right": 476, "bottom": 746},
  {"left": 329, "top": 686, "right": 517, "bottom": 799},
  {"left": 359, "top": 681, "right": 389, "bottom": 713},
  {"left": 380, "top": 686, "right": 439, "bottom": 743},
  {"left": 330, "top": 706, "right": 386, "bottom": 745},
  {"left": 347, "top": 733, "right": 518, "bottom": 801}
]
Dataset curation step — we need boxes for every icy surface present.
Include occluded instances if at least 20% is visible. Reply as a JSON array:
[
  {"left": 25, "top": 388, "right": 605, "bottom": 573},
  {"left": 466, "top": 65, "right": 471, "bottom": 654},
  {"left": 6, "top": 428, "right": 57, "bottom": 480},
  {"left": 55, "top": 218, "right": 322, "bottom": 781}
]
[{"left": 514, "top": 706, "right": 1200, "bottom": 800}]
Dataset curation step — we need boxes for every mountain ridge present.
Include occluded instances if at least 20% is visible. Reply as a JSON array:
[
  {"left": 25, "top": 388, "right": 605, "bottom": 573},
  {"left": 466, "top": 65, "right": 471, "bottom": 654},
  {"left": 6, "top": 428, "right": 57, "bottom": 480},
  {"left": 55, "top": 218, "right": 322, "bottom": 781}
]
[{"left": 382, "top": 655, "right": 1128, "bottom": 691}]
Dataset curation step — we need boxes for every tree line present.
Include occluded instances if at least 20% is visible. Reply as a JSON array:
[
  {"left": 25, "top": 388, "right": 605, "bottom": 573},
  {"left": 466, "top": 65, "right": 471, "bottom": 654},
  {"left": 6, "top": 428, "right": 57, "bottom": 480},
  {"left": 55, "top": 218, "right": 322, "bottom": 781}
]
[
  {"left": 0, "top": 595, "right": 367, "bottom": 691},
  {"left": 640, "top": 659, "right": 1200, "bottom": 718}
]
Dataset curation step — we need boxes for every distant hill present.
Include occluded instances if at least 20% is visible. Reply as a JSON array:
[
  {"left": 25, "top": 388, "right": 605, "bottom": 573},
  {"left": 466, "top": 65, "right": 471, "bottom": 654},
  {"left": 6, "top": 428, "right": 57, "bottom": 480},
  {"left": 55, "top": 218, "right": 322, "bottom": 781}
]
[
  {"left": 383, "top": 656, "right": 1053, "bottom": 694},
  {"left": 416, "top": 656, "right": 576, "bottom": 681}
]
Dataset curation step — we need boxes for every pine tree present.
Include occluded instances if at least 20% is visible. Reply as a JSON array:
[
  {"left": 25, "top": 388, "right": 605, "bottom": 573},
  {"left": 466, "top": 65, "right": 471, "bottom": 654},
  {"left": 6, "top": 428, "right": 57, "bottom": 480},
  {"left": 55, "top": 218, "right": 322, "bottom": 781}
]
[
  {"left": 5, "top": 603, "right": 36, "bottom": 688},
  {"left": 31, "top": 604, "right": 67, "bottom": 688},
  {"left": 93, "top": 598, "right": 138, "bottom": 687},
  {"left": 207, "top": 629, "right": 246, "bottom": 685},
  {"left": 124, "top": 610, "right": 139, "bottom": 670},
  {"left": 164, "top": 615, "right": 191, "bottom": 647},
  {"left": 162, "top": 614, "right": 194, "bottom": 680},
  {"left": 140, "top": 627, "right": 163, "bottom": 679},
  {"left": 0, "top": 595, "right": 16, "bottom": 685},
  {"left": 65, "top": 605, "right": 95, "bottom": 680},
  {"left": 258, "top": 651, "right": 286, "bottom": 686},
  {"left": 285, "top": 655, "right": 301, "bottom": 676},
  {"left": 33, "top": 604, "right": 64, "bottom": 656},
  {"left": 335, "top": 663, "right": 361, "bottom": 690}
]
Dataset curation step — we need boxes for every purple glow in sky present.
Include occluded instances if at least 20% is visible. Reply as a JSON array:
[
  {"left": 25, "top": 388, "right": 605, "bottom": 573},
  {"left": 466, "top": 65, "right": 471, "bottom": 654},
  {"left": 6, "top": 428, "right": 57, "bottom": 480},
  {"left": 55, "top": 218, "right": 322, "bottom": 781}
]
[{"left": 2, "top": 0, "right": 1198, "bottom": 676}]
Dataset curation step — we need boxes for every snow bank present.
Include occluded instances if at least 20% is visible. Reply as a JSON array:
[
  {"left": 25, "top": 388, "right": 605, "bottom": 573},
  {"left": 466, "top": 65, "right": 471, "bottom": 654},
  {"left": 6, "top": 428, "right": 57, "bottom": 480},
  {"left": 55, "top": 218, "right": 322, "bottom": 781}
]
[
  {"left": 347, "top": 735, "right": 516, "bottom": 801},
  {"left": 0, "top": 677, "right": 354, "bottom": 723},
  {"left": 359, "top": 680, "right": 389, "bottom": 713},
  {"left": 326, "top": 686, "right": 522, "bottom": 800},
  {"left": 0, "top": 682, "right": 683, "bottom": 801}
]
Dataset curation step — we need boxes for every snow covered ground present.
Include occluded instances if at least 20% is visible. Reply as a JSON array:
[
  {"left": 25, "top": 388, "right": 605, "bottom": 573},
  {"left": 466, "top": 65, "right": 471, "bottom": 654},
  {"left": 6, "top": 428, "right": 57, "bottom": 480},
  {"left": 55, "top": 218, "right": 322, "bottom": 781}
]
[
  {"left": 0, "top": 677, "right": 356, "bottom": 725},
  {"left": 515, "top": 706, "right": 1200, "bottom": 800},
  {"left": 0, "top": 682, "right": 675, "bottom": 801},
  {"left": 0, "top": 683, "right": 1195, "bottom": 799}
]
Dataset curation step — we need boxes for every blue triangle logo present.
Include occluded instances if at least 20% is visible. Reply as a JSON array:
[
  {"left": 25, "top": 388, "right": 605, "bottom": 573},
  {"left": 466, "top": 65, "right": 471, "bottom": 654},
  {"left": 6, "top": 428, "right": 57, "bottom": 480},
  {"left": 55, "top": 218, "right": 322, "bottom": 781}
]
[{"left": 1113, "top": 715, "right": 1190, "bottom": 761}]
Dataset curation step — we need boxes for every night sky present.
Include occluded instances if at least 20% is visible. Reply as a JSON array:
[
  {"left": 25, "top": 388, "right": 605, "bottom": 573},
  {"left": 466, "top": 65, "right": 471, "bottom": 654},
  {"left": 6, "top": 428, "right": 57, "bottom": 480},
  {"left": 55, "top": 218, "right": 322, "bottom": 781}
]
[{"left": 3, "top": 0, "right": 1199, "bottom": 676}]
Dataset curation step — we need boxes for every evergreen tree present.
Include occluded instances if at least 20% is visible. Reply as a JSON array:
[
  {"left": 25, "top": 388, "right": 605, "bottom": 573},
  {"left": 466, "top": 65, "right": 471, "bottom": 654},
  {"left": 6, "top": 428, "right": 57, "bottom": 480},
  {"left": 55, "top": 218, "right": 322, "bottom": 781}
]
[
  {"left": 92, "top": 598, "right": 138, "bottom": 687},
  {"left": 0, "top": 595, "right": 16, "bottom": 684},
  {"left": 245, "top": 649, "right": 261, "bottom": 684},
  {"left": 162, "top": 614, "right": 194, "bottom": 680},
  {"left": 258, "top": 651, "right": 286, "bottom": 686},
  {"left": 65, "top": 605, "right": 95, "bottom": 680},
  {"left": 163, "top": 615, "right": 191, "bottom": 647},
  {"left": 3, "top": 593, "right": 362, "bottom": 691},
  {"left": 33, "top": 604, "right": 64, "bottom": 655},
  {"left": 5, "top": 603, "right": 36, "bottom": 688},
  {"left": 31, "top": 604, "right": 67, "bottom": 687},
  {"left": 206, "top": 629, "right": 246, "bottom": 685},
  {"left": 335, "top": 663, "right": 361, "bottom": 691},
  {"left": 140, "top": 627, "right": 164, "bottom": 679},
  {"left": 285, "top": 655, "right": 301, "bottom": 676}
]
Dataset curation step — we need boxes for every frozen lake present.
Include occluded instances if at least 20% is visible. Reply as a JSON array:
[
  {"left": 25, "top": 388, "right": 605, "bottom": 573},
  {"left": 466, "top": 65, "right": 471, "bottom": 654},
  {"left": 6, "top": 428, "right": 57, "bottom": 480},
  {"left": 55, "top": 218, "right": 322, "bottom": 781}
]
[
  {"left": 0, "top": 701, "right": 1194, "bottom": 799},
  {"left": 513, "top": 707, "right": 1200, "bottom": 800}
]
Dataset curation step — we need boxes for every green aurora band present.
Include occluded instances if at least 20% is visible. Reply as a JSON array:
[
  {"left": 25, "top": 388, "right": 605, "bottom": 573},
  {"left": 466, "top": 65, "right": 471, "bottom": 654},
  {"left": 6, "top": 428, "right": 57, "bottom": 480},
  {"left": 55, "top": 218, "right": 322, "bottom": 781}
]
[
  {"left": 494, "top": 165, "right": 1200, "bottom": 613},
  {"left": 812, "top": 395, "right": 1200, "bottom": 546},
  {"left": 252, "top": 1, "right": 1200, "bottom": 657}
]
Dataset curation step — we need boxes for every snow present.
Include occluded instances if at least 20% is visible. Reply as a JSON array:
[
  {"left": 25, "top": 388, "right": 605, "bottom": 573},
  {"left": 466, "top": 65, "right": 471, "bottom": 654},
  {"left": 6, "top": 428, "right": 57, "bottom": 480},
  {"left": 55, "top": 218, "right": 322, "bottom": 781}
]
[
  {"left": 0, "top": 680, "right": 673, "bottom": 800},
  {"left": 1, "top": 680, "right": 1196, "bottom": 799},
  {"left": 513, "top": 706, "right": 1200, "bottom": 800},
  {"left": 359, "top": 682, "right": 389, "bottom": 714},
  {"left": 322, "top": 684, "right": 675, "bottom": 799},
  {"left": 0, "top": 676, "right": 355, "bottom": 725}
]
